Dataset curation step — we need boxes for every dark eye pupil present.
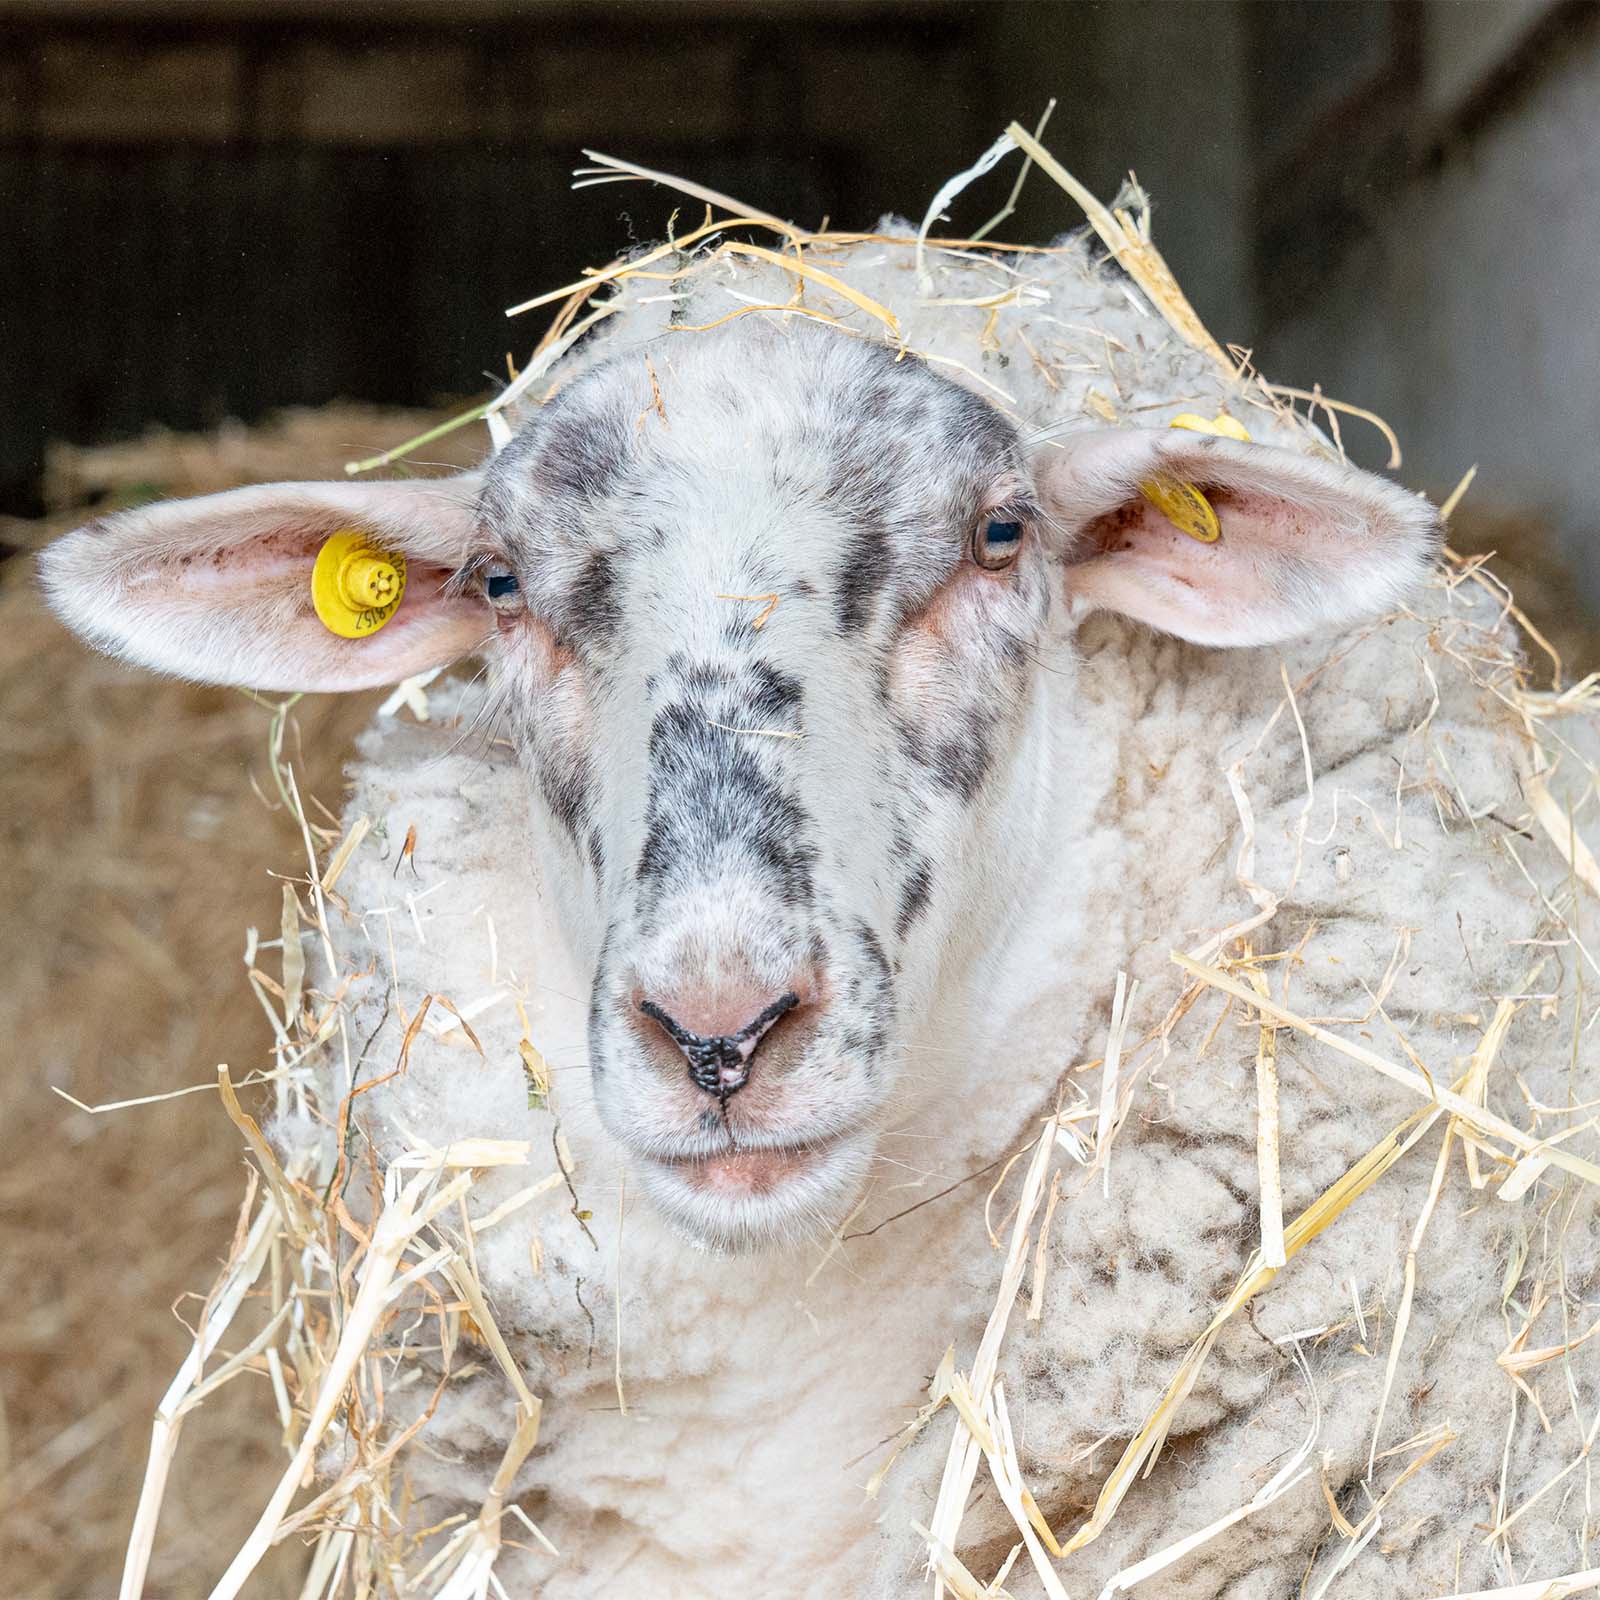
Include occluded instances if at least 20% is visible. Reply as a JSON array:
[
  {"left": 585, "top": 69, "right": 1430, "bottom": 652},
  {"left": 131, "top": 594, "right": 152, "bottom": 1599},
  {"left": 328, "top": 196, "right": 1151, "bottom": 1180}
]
[
  {"left": 985, "top": 520, "right": 1022, "bottom": 546},
  {"left": 486, "top": 573, "right": 519, "bottom": 599}
]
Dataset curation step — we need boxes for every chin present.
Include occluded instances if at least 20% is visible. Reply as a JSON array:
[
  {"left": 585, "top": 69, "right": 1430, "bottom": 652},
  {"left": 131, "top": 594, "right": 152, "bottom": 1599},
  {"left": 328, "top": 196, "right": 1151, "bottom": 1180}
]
[{"left": 633, "top": 1129, "right": 875, "bottom": 1255}]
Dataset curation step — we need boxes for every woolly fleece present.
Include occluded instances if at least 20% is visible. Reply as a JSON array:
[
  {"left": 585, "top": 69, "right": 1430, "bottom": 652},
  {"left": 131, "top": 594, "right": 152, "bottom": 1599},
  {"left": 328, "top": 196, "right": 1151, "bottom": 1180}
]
[{"left": 275, "top": 231, "right": 1599, "bottom": 1596}]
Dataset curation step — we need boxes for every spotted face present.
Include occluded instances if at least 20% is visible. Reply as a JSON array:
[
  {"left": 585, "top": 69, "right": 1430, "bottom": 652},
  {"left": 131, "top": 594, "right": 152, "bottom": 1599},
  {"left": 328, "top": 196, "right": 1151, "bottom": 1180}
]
[
  {"left": 469, "top": 321, "right": 1050, "bottom": 1250},
  {"left": 41, "top": 311, "right": 1440, "bottom": 1255}
]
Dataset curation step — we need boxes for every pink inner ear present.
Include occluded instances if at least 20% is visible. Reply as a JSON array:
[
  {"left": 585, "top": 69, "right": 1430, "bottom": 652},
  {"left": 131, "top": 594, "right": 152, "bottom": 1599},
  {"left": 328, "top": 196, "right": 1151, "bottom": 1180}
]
[
  {"left": 127, "top": 526, "right": 462, "bottom": 622},
  {"left": 43, "top": 470, "right": 493, "bottom": 692},
  {"left": 129, "top": 527, "right": 326, "bottom": 597},
  {"left": 119, "top": 523, "right": 486, "bottom": 682},
  {"left": 1082, "top": 486, "right": 1331, "bottom": 558},
  {"left": 1041, "top": 426, "right": 1439, "bottom": 648},
  {"left": 1073, "top": 489, "right": 1293, "bottom": 641}
]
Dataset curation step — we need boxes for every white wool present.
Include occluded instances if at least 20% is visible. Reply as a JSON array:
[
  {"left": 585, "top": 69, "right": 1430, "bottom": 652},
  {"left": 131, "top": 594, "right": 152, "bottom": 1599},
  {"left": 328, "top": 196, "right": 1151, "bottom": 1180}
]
[{"left": 254, "top": 233, "right": 1598, "bottom": 1596}]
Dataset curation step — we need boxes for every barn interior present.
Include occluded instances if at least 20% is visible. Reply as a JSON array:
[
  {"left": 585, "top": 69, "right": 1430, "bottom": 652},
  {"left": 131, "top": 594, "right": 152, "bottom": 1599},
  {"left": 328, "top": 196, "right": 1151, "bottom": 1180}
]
[{"left": 3, "top": 2, "right": 1598, "bottom": 1595}]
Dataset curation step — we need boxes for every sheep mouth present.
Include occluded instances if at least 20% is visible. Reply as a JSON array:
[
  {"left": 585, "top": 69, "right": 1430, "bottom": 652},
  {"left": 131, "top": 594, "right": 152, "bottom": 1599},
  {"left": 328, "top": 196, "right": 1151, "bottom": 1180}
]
[
  {"left": 654, "top": 1135, "right": 841, "bottom": 1197},
  {"left": 633, "top": 1129, "right": 874, "bottom": 1252}
]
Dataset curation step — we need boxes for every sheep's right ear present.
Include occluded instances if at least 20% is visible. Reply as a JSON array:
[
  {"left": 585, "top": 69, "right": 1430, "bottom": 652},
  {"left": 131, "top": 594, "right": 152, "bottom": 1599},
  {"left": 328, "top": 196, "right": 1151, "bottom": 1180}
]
[{"left": 39, "top": 473, "right": 492, "bottom": 692}]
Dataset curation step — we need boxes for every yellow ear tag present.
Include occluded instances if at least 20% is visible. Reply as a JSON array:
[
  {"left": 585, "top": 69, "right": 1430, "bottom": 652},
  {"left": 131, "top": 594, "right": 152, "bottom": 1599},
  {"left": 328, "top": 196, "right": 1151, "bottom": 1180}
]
[
  {"left": 1139, "top": 472, "right": 1221, "bottom": 543},
  {"left": 311, "top": 529, "right": 408, "bottom": 639},
  {"left": 1169, "top": 411, "right": 1252, "bottom": 442},
  {"left": 1136, "top": 413, "right": 1253, "bottom": 544}
]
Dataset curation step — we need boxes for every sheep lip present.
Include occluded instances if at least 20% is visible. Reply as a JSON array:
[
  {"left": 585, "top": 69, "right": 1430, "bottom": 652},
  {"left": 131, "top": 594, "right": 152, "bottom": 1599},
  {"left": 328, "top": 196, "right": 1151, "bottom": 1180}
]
[
  {"left": 631, "top": 1130, "right": 875, "bottom": 1252},
  {"left": 651, "top": 1135, "right": 841, "bottom": 1197}
]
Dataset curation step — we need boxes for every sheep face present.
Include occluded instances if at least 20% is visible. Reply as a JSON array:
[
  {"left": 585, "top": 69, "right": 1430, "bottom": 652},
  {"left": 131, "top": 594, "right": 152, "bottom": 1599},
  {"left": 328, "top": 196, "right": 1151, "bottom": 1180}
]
[
  {"left": 473, "top": 320, "right": 1051, "bottom": 1252},
  {"left": 40, "top": 314, "right": 1439, "bottom": 1256}
]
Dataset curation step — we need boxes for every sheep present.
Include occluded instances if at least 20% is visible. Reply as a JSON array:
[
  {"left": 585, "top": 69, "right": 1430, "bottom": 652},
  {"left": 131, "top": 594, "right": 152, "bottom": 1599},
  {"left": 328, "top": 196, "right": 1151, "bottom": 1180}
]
[{"left": 40, "top": 184, "right": 1600, "bottom": 1600}]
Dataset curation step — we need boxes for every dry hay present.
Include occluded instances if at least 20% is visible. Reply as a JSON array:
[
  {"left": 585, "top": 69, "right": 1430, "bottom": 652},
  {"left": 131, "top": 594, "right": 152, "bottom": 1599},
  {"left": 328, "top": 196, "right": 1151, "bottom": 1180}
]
[
  {"left": 10, "top": 130, "right": 1600, "bottom": 1599},
  {"left": 0, "top": 406, "right": 466, "bottom": 1599}
]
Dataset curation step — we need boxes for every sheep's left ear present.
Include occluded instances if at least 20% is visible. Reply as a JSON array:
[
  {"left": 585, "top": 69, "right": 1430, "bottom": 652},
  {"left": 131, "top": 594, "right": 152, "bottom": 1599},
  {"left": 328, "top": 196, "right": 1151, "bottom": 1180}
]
[{"left": 1034, "top": 428, "right": 1440, "bottom": 646}]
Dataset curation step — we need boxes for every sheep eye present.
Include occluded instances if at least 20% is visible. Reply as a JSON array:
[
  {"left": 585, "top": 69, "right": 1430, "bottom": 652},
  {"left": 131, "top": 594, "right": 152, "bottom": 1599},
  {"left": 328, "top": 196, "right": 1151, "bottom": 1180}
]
[
  {"left": 972, "top": 518, "right": 1024, "bottom": 571},
  {"left": 485, "top": 571, "right": 520, "bottom": 602}
]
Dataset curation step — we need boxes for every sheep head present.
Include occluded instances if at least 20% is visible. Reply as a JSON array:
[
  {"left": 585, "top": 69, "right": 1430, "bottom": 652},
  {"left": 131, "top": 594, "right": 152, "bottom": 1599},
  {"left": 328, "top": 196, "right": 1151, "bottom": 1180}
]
[{"left": 40, "top": 316, "right": 1439, "bottom": 1252}]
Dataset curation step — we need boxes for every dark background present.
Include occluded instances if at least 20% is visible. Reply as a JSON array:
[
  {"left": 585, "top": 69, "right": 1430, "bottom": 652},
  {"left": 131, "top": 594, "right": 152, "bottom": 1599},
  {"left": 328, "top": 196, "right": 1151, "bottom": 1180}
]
[{"left": 5, "top": 0, "right": 1595, "bottom": 582}]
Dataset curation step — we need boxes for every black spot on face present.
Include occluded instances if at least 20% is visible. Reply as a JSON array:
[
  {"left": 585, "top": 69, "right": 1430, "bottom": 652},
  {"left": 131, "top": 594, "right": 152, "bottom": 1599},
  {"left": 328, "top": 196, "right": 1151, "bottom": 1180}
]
[
  {"left": 894, "top": 704, "right": 997, "bottom": 802},
  {"left": 537, "top": 748, "right": 595, "bottom": 842},
  {"left": 746, "top": 660, "right": 803, "bottom": 723},
  {"left": 843, "top": 917, "right": 894, "bottom": 1068},
  {"left": 562, "top": 550, "right": 620, "bottom": 646},
  {"left": 527, "top": 399, "right": 632, "bottom": 504},
  {"left": 896, "top": 856, "right": 934, "bottom": 940},
  {"left": 855, "top": 918, "right": 890, "bottom": 982},
  {"left": 635, "top": 699, "right": 816, "bottom": 911},
  {"left": 835, "top": 525, "right": 893, "bottom": 634}
]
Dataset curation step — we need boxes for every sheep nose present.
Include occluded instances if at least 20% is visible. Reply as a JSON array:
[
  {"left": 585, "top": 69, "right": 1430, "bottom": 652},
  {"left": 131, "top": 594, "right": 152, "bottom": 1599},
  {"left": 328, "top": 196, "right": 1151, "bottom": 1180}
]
[{"left": 637, "top": 991, "right": 801, "bottom": 1098}]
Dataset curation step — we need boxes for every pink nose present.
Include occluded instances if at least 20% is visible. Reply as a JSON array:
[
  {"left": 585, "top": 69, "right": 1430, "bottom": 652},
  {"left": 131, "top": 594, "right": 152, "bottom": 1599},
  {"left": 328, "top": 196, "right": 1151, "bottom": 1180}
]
[{"left": 636, "top": 988, "right": 804, "bottom": 1098}]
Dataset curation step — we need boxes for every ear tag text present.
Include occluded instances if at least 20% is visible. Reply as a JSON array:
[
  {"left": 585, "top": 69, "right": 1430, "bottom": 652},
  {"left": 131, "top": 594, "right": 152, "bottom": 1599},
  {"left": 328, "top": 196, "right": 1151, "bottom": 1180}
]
[
  {"left": 1138, "top": 413, "right": 1253, "bottom": 545},
  {"left": 311, "top": 529, "right": 408, "bottom": 639}
]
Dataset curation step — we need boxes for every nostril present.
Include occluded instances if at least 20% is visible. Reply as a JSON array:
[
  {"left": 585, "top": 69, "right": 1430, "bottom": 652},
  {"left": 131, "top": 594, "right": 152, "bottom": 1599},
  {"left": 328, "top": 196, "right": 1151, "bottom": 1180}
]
[
  {"left": 637, "top": 991, "right": 801, "bottom": 1098},
  {"left": 731, "top": 990, "right": 801, "bottom": 1046}
]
